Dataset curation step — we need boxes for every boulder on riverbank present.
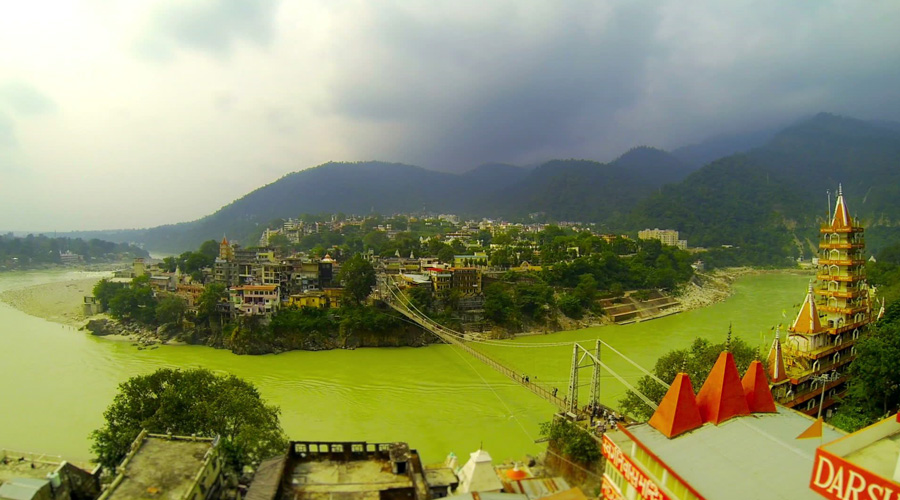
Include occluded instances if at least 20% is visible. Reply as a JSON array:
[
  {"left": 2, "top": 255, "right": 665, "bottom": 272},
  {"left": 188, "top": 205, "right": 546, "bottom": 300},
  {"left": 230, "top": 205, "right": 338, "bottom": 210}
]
[{"left": 84, "top": 318, "right": 118, "bottom": 336}]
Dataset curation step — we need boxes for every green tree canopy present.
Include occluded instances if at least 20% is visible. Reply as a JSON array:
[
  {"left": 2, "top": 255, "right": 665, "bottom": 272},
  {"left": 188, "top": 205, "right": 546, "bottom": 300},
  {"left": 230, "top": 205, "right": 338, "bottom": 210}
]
[
  {"left": 156, "top": 294, "right": 187, "bottom": 326},
  {"left": 831, "top": 301, "right": 900, "bottom": 431},
  {"left": 91, "top": 368, "right": 287, "bottom": 471},
  {"left": 338, "top": 254, "right": 376, "bottom": 305}
]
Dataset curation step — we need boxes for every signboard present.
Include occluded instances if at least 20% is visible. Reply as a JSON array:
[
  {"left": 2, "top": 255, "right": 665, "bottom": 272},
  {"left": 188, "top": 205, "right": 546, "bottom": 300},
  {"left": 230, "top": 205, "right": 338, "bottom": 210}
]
[
  {"left": 601, "top": 434, "right": 671, "bottom": 500},
  {"left": 810, "top": 448, "right": 899, "bottom": 500},
  {"left": 601, "top": 476, "right": 625, "bottom": 500}
]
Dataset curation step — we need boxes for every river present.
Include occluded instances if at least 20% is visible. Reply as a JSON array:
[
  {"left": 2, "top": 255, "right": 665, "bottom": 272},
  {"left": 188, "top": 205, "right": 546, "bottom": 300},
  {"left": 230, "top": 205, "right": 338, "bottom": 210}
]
[{"left": 0, "top": 270, "right": 810, "bottom": 465}]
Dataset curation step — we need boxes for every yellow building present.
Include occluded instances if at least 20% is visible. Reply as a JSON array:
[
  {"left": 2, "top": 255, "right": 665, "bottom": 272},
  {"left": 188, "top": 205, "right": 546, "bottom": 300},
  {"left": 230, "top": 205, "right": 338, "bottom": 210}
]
[{"left": 289, "top": 291, "right": 329, "bottom": 309}]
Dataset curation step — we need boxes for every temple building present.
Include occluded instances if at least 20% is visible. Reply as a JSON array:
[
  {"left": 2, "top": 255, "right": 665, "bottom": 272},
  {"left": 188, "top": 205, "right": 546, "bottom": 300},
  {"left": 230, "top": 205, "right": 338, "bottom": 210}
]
[
  {"left": 770, "top": 185, "right": 874, "bottom": 417},
  {"left": 601, "top": 346, "right": 846, "bottom": 499}
]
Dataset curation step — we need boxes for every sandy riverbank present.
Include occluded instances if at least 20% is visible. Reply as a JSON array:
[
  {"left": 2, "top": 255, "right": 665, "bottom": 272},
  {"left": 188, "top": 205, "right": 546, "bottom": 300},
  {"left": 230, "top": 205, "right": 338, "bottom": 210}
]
[{"left": 0, "top": 277, "right": 101, "bottom": 327}]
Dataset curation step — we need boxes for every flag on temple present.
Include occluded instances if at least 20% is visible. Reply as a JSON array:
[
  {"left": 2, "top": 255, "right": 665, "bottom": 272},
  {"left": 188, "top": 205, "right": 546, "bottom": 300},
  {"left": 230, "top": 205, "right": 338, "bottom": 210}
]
[{"left": 796, "top": 417, "right": 823, "bottom": 439}]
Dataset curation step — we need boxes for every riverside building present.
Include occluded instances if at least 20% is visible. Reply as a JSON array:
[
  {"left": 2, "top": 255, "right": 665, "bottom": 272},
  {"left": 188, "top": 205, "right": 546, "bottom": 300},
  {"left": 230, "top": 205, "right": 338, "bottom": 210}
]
[
  {"left": 769, "top": 185, "right": 874, "bottom": 417},
  {"left": 601, "top": 348, "right": 846, "bottom": 500}
]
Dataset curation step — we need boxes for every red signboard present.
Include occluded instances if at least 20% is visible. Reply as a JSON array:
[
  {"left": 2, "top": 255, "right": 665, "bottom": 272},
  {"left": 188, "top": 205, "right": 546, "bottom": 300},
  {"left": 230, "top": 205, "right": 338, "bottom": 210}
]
[
  {"left": 601, "top": 476, "right": 625, "bottom": 500},
  {"left": 601, "top": 434, "right": 671, "bottom": 500},
  {"left": 810, "top": 448, "right": 899, "bottom": 500}
]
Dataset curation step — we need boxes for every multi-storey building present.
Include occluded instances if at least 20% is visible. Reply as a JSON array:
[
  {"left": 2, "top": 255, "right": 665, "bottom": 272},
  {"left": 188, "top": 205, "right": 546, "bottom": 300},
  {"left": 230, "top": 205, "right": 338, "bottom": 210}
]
[
  {"left": 637, "top": 228, "right": 687, "bottom": 250},
  {"left": 770, "top": 185, "right": 873, "bottom": 417}
]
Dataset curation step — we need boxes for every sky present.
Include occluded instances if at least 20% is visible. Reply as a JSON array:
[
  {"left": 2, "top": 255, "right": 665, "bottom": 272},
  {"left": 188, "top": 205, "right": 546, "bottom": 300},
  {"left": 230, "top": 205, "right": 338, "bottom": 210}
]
[{"left": 2, "top": 1, "right": 900, "bottom": 231}]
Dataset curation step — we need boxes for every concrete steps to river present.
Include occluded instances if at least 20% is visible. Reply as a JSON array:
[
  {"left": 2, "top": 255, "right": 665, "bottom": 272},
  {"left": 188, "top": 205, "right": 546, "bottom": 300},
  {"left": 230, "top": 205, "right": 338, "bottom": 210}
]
[{"left": 600, "top": 291, "right": 680, "bottom": 324}]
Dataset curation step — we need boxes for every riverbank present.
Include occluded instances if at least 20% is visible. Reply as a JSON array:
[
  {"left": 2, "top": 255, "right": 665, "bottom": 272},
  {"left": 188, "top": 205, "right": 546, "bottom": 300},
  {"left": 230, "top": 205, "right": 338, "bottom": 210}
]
[
  {"left": 0, "top": 276, "right": 100, "bottom": 327},
  {"left": 0, "top": 267, "right": 806, "bottom": 349}
]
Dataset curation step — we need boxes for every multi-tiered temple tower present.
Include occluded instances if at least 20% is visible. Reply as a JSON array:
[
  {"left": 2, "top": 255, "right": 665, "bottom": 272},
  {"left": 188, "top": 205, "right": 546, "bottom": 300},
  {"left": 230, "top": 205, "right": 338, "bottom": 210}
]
[{"left": 769, "top": 185, "right": 873, "bottom": 416}]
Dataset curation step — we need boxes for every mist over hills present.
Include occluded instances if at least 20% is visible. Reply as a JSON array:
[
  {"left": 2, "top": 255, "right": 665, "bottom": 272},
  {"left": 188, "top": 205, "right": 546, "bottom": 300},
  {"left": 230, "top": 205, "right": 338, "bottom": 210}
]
[{"left": 54, "top": 113, "right": 900, "bottom": 256}]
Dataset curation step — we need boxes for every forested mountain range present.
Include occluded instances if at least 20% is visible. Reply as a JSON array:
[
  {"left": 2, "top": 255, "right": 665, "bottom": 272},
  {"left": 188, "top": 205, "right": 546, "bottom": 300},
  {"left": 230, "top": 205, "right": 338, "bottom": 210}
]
[
  {"left": 59, "top": 113, "right": 900, "bottom": 257},
  {"left": 626, "top": 113, "right": 900, "bottom": 262},
  {"left": 117, "top": 146, "right": 695, "bottom": 252}
]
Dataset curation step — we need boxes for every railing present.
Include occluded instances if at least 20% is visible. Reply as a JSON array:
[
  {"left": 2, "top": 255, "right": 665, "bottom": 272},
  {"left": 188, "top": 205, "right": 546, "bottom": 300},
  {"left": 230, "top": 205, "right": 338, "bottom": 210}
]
[
  {"left": 814, "top": 289, "right": 866, "bottom": 299},
  {"left": 816, "top": 274, "right": 862, "bottom": 282},
  {"left": 782, "top": 377, "right": 848, "bottom": 409},
  {"left": 819, "top": 242, "right": 865, "bottom": 250},
  {"left": 817, "top": 259, "right": 866, "bottom": 266},
  {"left": 819, "top": 304, "right": 869, "bottom": 315},
  {"left": 820, "top": 224, "right": 863, "bottom": 233},
  {"left": 782, "top": 340, "right": 855, "bottom": 361}
]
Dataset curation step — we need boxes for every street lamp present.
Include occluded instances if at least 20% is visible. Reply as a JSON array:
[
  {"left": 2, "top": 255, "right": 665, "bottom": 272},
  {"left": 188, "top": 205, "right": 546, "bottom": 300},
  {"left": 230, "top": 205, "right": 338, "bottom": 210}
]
[{"left": 812, "top": 371, "right": 840, "bottom": 419}]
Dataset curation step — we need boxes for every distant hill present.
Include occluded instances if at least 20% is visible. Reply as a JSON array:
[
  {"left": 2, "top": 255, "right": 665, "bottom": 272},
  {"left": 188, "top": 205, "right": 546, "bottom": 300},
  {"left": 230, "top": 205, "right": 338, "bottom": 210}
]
[
  {"left": 132, "top": 149, "right": 694, "bottom": 252},
  {"left": 629, "top": 113, "right": 900, "bottom": 259},
  {"left": 482, "top": 148, "right": 693, "bottom": 221},
  {"left": 112, "top": 112, "right": 900, "bottom": 256},
  {"left": 671, "top": 128, "right": 777, "bottom": 168}
]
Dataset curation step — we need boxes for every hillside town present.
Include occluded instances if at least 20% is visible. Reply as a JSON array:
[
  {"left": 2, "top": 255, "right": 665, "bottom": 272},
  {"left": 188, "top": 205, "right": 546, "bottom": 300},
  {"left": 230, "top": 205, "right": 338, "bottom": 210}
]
[{"left": 93, "top": 215, "right": 694, "bottom": 328}]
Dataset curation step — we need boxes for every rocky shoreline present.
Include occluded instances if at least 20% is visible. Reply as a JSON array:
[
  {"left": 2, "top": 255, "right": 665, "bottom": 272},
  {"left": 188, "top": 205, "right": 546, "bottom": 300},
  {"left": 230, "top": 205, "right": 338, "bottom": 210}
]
[{"left": 2, "top": 266, "right": 791, "bottom": 353}]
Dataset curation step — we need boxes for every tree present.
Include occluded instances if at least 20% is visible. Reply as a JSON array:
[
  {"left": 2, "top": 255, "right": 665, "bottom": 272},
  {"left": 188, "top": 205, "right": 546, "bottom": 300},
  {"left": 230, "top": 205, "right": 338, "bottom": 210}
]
[
  {"left": 196, "top": 283, "right": 226, "bottom": 329},
  {"left": 484, "top": 283, "right": 515, "bottom": 326},
  {"left": 539, "top": 417, "right": 600, "bottom": 465},
  {"left": 437, "top": 246, "right": 455, "bottom": 264},
  {"left": 107, "top": 275, "right": 157, "bottom": 325},
  {"left": 156, "top": 294, "right": 187, "bottom": 327},
  {"left": 91, "top": 368, "right": 287, "bottom": 471},
  {"left": 198, "top": 240, "right": 220, "bottom": 260},
  {"left": 268, "top": 234, "right": 291, "bottom": 254},
  {"left": 339, "top": 254, "right": 376, "bottom": 305},
  {"left": 363, "top": 231, "right": 389, "bottom": 253},
  {"left": 160, "top": 256, "right": 178, "bottom": 272},
  {"left": 618, "top": 336, "right": 759, "bottom": 421},
  {"left": 831, "top": 301, "right": 900, "bottom": 431},
  {"left": 93, "top": 278, "right": 124, "bottom": 310}
]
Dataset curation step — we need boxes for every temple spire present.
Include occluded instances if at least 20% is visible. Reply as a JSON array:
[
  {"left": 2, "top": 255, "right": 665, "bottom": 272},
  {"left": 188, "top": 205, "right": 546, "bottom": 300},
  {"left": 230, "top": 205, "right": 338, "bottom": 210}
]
[
  {"left": 790, "top": 283, "right": 823, "bottom": 334},
  {"left": 831, "top": 183, "right": 852, "bottom": 230},
  {"left": 768, "top": 326, "right": 788, "bottom": 384}
]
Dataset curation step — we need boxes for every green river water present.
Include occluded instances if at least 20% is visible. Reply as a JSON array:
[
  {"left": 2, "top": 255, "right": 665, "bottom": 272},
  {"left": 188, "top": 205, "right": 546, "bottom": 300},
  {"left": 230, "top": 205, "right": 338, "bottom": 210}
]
[{"left": 0, "top": 270, "right": 810, "bottom": 465}]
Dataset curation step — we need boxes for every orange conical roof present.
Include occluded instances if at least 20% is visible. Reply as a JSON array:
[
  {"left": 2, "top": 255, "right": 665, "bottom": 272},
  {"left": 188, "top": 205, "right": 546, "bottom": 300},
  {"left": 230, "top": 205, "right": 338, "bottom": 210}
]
[
  {"left": 649, "top": 372, "right": 703, "bottom": 438},
  {"left": 790, "top": 283, "right": 823, "bottom": 334},
  {"left": 742, "top": 360, "right": 777, "bottom": 413},
  {"left": 221, "top": 235, "right": 229, "bottom": 245},
  {"left": 831, "top": 184, "right": 852, "bottom": 230},
  {"left": 767, "top": 327, "right": 788, "bottom": 384},
  {"left": 696, "top": 351, "right": 750, "bottom": 424}
]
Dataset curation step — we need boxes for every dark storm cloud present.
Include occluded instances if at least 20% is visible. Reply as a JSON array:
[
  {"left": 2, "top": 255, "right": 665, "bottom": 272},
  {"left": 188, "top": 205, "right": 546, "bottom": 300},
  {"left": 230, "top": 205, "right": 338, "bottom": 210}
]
[
  {"left": 137, "top": 0, "right": 280, "bottom": 59},
  {"left": 327, "top": 2, "right": 661, "bottom": 169},
  {"left": 321, "top": 1, "right": 900, "bottom": 170}
]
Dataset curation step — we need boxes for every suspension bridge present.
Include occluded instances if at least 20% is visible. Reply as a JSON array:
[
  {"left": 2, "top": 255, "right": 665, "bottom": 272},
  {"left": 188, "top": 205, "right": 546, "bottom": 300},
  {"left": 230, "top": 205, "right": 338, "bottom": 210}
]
[{"left": 377, "top": 277, "right": 667, "bottom": 420}]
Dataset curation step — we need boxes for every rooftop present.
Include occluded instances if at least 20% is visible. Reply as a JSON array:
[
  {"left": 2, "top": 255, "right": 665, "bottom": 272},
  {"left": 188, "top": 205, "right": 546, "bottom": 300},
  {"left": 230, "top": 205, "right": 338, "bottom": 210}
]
[
  {"left": 614, "top": 406, "right": 844, "bottom": 499},
  {"left": 103, "top": 435, "right": 216, "bottom": 500},
  {"left": 288, "top": 458, "right": 413, "bottom": 500},
  {"left": 0, "top": 454, "right": 60, "bottom": 486},
  {"left": 819, "top": 413, "right": 900, "bottom": 487}
]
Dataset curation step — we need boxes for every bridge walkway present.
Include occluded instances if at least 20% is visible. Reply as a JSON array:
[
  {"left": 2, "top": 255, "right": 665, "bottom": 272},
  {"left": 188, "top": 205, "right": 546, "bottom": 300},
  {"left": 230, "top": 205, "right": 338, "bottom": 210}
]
[{"left": 380, "top": 286, "right": 569, "bottom": 412}]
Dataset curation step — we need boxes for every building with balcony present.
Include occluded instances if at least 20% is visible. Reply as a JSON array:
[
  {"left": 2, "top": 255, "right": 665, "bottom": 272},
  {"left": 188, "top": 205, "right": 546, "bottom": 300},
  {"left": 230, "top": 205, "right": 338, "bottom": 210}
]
[
  {"left": 228, "top": 285, "right": 280, "bottom": 316},
  {"left": 637, "top": 229, "right": 687, "bottom": 250},
  {"left": 769, "top": 185, "right": 873, "bottom": 417}
]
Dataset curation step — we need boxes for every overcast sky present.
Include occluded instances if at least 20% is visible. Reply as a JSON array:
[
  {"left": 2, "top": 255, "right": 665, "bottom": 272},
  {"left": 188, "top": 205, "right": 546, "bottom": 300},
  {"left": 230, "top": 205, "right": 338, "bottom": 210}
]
[{"left": 2, "top": 1, "right": 899, "bottom": 231}]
